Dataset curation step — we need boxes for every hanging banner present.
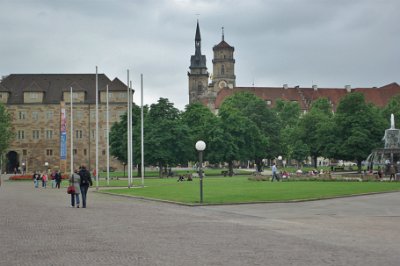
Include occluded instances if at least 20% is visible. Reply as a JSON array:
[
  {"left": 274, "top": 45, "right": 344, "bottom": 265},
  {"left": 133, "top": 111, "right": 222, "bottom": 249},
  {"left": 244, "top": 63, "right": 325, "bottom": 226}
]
[{"left": 60, "top": 106, "right": 67, "bottom": 160}]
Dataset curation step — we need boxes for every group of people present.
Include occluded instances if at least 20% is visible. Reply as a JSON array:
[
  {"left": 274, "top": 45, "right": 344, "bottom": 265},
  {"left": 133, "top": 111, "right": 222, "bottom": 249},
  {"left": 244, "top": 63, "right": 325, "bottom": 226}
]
[
  {"left": 32, "top": 170, "right": 62, "bottom": 189},
  {"left": 177, "top": 172, "right": 193, "bottom": 182},
  {"left": 31, "top": 166, "right": 93, "bottom": 208},
  {"left": 376, "top": 164, "right": 398, "bottom": 181},
  {"left": 68, "top": 165, "right": 93, "bottom": 208}
]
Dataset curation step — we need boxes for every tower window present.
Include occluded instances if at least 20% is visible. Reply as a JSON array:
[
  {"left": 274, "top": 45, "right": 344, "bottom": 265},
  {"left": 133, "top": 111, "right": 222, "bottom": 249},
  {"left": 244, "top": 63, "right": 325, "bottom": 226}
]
[
  {"left": 197, "top": 81, "right": 203, "bottom": 93},
  {"left": 221, "top": 65, "right": 225, "bottom": 75}
]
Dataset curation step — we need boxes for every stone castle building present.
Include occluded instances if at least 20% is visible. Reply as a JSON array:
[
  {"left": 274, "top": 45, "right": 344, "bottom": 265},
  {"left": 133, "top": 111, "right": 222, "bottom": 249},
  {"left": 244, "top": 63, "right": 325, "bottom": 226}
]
[
  {"left": 0, "top": 74, "right": 129, "bottom": 174},
  {"left": 188, "top": 22, "right": 400, "bottom": 113}
]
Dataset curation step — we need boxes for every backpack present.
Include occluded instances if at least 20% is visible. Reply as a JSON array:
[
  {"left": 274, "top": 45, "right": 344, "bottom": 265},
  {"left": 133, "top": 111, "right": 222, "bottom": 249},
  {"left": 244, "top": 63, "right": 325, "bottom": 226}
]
[{"left": 80, "top": 170, "right": 90, "bottom": 185}]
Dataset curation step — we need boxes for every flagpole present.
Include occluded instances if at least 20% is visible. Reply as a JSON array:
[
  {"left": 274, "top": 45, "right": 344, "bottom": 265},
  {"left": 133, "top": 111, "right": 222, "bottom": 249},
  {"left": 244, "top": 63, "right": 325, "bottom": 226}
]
[
  {"left": 106, "top": 84, "right": 110, "bottom": 186},
  {"left": 95, "top": 66, "right": 99, "bottom": 191},
  {"left": 127, "top": 70, "right": 131, "bottom": 188},
  {"left": 70, "top": 86, "right": 73, "bottom": 176},
  {"left": 130, "top": 80, "right": 133, "bottom": 187},
  {"left": 141, "top": 74, "right": 144, "bottom": 187}
]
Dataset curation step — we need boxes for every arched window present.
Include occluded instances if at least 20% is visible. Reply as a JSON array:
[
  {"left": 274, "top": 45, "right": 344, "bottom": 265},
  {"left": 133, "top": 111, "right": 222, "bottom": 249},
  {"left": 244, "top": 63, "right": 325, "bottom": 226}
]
[
  {"left": 221, "top": 65, "right": 225, "bottom": 75},
  {"left": 197, "top": 81, "right": 203, "bottom": 93}
]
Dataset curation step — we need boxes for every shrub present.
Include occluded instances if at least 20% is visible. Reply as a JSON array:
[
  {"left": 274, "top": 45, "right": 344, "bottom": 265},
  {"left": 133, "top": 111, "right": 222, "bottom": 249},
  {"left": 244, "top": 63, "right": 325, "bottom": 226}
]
[{"left": 9, "top": 174, "right": 69, "bottom": 180}]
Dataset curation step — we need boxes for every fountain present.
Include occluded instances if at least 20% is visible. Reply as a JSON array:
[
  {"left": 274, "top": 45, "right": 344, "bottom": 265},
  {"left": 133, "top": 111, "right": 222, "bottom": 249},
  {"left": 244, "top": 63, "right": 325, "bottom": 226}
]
[{"left": 366, "top": 114, "right": 400, "bottom": 172}]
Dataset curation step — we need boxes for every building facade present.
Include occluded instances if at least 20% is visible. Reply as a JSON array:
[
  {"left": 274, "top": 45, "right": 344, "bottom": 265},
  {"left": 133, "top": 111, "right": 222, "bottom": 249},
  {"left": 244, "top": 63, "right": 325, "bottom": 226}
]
[
  {"left": 188, "top": 22, "right": 400, "bottom": 113},
  {"left": 0, "top": 74, "right": 130, "bottom": 174}
]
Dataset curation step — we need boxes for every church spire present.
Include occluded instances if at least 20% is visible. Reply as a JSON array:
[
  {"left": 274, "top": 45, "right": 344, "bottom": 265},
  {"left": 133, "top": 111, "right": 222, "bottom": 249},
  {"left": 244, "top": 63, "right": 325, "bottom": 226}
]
[
  {"left": 195, "top": 20, "right": 201, "bottom": 56},
  {"left": 222, "top": 26, "right": 224, "bottom": 41}
]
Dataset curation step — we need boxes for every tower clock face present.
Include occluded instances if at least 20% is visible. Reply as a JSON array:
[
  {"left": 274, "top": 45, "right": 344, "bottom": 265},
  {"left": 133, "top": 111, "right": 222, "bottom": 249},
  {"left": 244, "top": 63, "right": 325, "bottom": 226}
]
[{"left": 218, "top": 80, "right": 227, "bottom": 88}]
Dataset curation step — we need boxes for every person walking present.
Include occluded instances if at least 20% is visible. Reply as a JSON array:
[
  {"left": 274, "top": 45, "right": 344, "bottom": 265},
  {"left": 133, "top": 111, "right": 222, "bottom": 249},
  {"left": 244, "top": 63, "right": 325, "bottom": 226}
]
[
  {"left": 32, "top": 171, "right": 40, "bottom": 188},
  {"left": 42, "top": 172, "right": 48, "bottom": 188},
  {"left": 55, "top": 170, "right": 62, "bottom": 189},
  {"left": 79, "top": 165, "right": 92, "bottom": 208},
  {"left": 50, "top": 170, "right": 56, "bottom": 188},
  {"left": 271, "top": 163, "right": 279, "bottom": 182},
  {"left": 389, "top": 164, "right": 396, "bottom": 181},
  {"left": 69, "top": 169, "right": 81, "bottom": 208}
]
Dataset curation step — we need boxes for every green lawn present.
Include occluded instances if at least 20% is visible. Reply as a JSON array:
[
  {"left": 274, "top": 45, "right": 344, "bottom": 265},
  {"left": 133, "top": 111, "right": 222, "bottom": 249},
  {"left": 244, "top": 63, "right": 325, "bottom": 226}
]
[{"left": 98, "top": 176, "right": 400, "bottom": 205}]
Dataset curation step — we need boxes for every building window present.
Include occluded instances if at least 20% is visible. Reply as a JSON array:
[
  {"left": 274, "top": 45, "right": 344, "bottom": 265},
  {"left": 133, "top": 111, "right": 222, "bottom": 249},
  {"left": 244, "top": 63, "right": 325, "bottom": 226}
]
[
  {"left": 75, "top": 130, "right": 83, "bottom": 139},
  {"left": 17, "top": 130, "right": 25, "bottom": 140},
  {"left": 0, "top": 94, "right": 2, "bottom": 99},
  {"left": 46, "top": 111, "right": 53, "bottom": 120},
  {"left": 19, "top": 111, "right": 26, "bottom": 120},
  {"left": 83, "top": 149, "right": 87, "bottom": 156},
  {"left": 32, "top": 111, "right": 39, "bottom": 120},
  {"left": 102, "top": 150, "right": 106, "bottom": 155},
  {"left": 90, "top": 110, "right": 95, "bottom": 120},
  {"left": 23, "top": 149, "right": 27, "bottom": 156},
  {"left": 46, "top": 149, "right": 53, "bottom": 156},
  {"left": 119, "top": 92, "right": 126, "bottom": 99},
  {"left": 30, "top": 93, "right": 38, "bottom": 99},
  {"left": 91, "top": 130, "right": 95, "bottom": 138},
  {"left": 32, "top": 130, "right": 40, "bottom": 139},
  {"left": 221, "top": 65, "right": 225, "bottom": 75},
  {"left": 73, "top": 149, "right": 77, "bottom": 155},
  {"left": 46, "top": 130, "right": 53, "bottom": 139}
]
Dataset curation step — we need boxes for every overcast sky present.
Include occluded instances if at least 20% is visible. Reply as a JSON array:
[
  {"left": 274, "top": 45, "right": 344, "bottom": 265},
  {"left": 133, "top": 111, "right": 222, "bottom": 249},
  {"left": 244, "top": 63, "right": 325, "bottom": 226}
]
[{"left": 0, "top": 0, "right": 399, "bottom": 110}]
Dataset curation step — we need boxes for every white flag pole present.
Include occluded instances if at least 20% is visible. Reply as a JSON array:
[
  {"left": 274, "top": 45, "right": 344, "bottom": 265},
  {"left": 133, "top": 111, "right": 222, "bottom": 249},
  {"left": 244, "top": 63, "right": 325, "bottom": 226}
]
[
  {"left": 95, "top": 66, "right": 99, "bottom": 190},
  {"left": 106, "top": 84, "right": 110, "bottom": 186},
  {"left": 130, "top": 80, "right": 133, "bottom": 187},
  {"left": 141, "top": 74, "right": 144, "bottom": 187},
  {"left": 127, "top": 70, "right": 131, "bottom": 188},
  {"left": 70, "top": 86, "right": 73, "bottom": 176}
]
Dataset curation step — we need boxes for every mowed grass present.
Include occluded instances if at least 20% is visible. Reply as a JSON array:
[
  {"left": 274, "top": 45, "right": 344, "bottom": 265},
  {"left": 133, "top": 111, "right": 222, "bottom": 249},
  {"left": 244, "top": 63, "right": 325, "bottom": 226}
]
[{"left": 99, "top": 176, "right": 400, "bottom": 204}]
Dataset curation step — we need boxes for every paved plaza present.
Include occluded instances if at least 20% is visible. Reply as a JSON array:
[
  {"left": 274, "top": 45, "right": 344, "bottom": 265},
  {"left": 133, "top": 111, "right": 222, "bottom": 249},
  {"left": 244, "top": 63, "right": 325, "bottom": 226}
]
[{"left": 1, "top": 179, "right": 400, "bottom": 266}]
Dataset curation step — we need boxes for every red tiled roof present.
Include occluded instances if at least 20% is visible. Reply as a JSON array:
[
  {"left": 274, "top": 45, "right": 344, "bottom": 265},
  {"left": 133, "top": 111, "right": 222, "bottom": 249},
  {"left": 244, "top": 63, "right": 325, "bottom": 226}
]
[{"left": 214, "top": 83, "right": 400, "bottom": 111}]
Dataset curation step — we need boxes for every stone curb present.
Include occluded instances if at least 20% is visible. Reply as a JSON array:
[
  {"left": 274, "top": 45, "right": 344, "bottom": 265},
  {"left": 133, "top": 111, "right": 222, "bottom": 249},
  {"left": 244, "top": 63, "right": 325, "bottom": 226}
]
[{"left": 96, "top": 189, "right": 400, "bottom": 207}]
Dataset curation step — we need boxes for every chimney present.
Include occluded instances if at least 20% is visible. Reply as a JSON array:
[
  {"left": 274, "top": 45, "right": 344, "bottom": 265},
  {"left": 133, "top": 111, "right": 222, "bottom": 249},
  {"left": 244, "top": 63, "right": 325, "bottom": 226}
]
[
  {"left": 312, "top": 85, "right": 318, "bottom": 91},
  {"left": 345, "top": 85, "right": 351, "bottom": 92},
  {"left": 283, "top": 84, "right": 288, "bottom": 90}
]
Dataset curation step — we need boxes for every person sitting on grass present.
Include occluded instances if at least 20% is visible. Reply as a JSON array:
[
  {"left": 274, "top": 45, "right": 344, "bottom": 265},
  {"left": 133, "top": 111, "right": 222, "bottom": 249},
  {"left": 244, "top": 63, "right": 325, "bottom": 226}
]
[
  {"left": 177, "top": 175, "right": 185, "bottom": 182},
  {"left": 186, "top": 172, "right": 193, "bottom": 181}
]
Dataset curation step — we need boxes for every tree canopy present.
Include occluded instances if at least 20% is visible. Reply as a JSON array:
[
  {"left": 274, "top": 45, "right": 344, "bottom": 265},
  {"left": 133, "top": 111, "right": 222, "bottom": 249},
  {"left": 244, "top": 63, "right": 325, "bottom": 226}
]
[{"left": 0, "top": 103, "right": 13, "bottom": 158}]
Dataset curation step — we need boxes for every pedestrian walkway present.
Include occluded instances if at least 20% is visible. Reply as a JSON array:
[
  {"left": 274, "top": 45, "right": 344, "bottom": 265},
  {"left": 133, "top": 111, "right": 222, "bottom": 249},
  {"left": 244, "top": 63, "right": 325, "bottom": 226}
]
[{"left": 1, "top": 181, "right": 400, "bottom": 265}]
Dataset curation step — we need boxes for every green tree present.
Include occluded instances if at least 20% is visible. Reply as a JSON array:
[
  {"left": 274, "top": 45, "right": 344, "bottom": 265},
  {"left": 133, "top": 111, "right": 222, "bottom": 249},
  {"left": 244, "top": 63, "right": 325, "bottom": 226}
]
[
  {"left": 218, "top": 92, "right": 276, "bottom": 173},
  {"left": 382, "top": 94, "right": 400, "bottom": 128},
  {"left": 334, "top": 93, "right": 385, "bottom": 172},
  {"left": 297, "top": 98, "right": 334, "bottom": 167},
  {"left": 144, "top": 98, "right": 192, "bottom": 177},
  {"left": 109, "top": 103, "right": 147, "bottom": 175},
  {"left": 0, "top": 103, "right": 13, "bottom": 171},
  {"left": 273, "top": 99, "right": 301, "bottom": 161},
  {"left": 181, "top": 103, "right": 219, "bottom": 162}
]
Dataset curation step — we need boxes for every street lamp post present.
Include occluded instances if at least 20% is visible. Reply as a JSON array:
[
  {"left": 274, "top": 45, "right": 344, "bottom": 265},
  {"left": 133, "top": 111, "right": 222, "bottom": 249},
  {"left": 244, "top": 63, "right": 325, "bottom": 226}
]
[
  {"left": 44, "top": 162, "right": 49, "bottom": 173},
  {"left": 277, "top": 156, "right": 282, "bottom": 168},
  {"left": 195, "top": 140, "right": 206, "bottom": 203}
]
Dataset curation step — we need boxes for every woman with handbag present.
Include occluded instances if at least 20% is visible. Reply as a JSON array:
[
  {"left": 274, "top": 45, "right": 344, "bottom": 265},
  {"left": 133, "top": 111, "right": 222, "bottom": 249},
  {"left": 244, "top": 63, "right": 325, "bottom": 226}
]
[{"left": 68, "top": 169, "right": 81, "bottom": 208}]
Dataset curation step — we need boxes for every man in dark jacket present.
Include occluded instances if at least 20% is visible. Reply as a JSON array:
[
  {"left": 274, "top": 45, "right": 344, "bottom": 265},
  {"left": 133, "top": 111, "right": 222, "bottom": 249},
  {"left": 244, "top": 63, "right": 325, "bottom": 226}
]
[{"left": 79, "top": 165, "right": 93, "bottom": 208}]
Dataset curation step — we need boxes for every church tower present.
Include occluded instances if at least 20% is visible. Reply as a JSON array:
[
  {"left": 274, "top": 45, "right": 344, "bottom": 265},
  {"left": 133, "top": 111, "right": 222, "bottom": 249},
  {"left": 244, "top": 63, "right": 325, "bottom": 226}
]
[
  {"left": 188, "top": 20, "right": 209, "bottom": 104},
  {"left": 211, "top": 27, "right": 236, "bottom": 92}
]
